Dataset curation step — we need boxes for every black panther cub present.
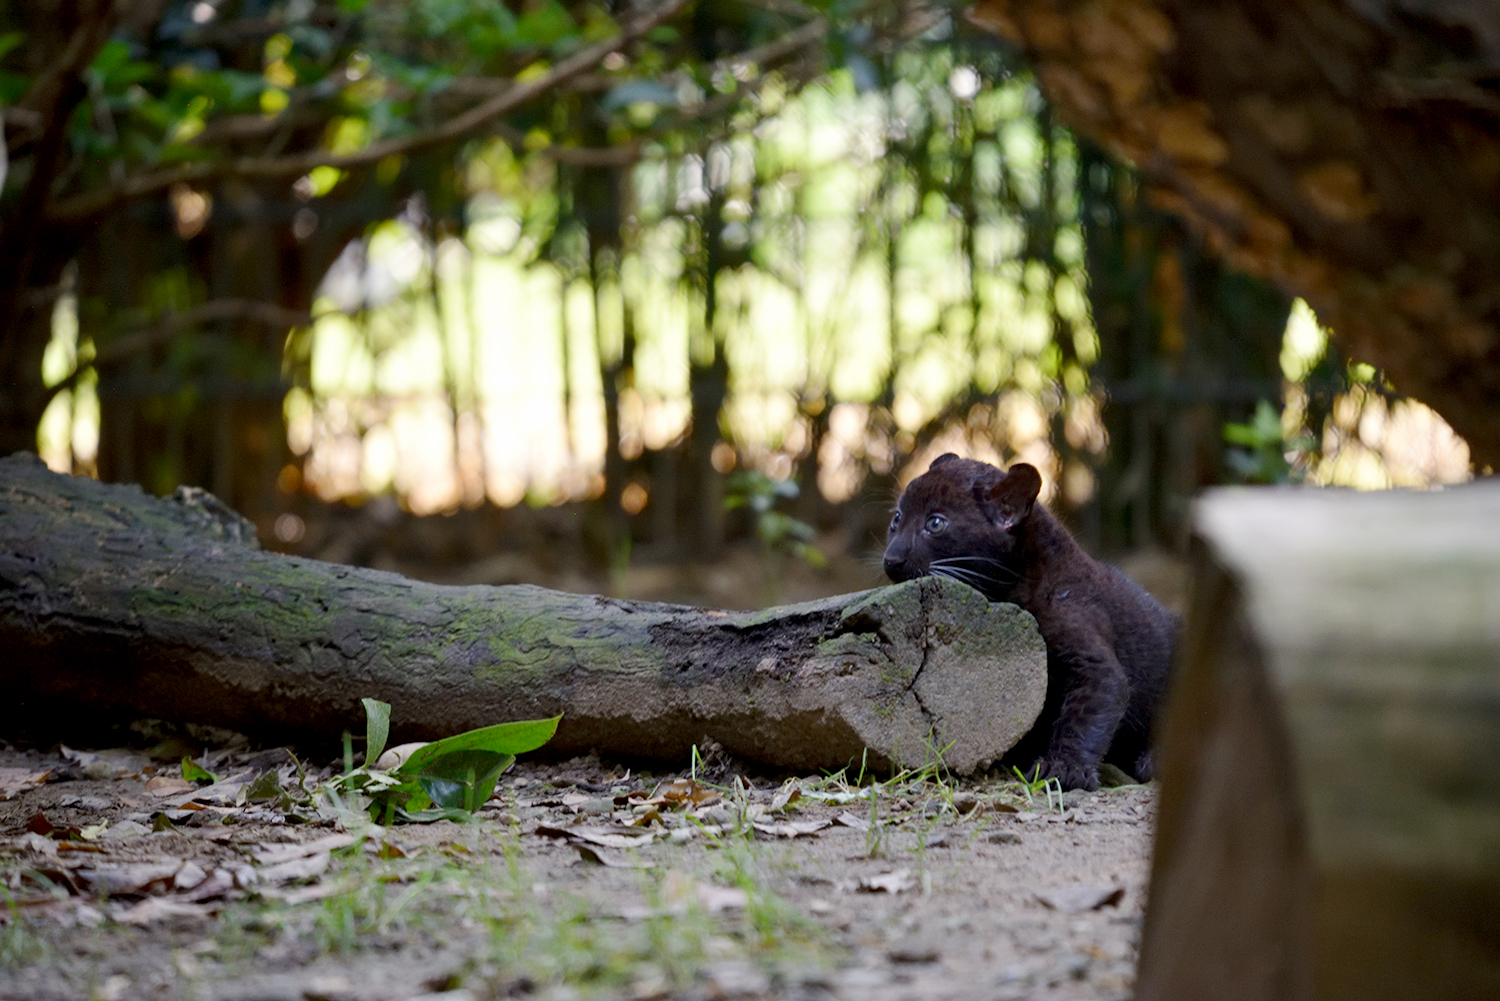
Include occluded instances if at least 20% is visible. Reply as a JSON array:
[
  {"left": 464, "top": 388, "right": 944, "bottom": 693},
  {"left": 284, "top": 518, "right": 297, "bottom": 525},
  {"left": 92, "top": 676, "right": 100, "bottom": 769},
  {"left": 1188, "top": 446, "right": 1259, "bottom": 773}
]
[{"left": 883, "top": 454, "right": 1176, "bottom": 790}]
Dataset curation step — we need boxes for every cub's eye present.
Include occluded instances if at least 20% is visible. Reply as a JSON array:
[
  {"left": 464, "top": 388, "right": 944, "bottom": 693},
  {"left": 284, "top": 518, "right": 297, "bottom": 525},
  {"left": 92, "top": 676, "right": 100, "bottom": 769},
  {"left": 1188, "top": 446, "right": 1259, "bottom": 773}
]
[
  {"left": 924, "top": 514, "right": 948, "bottom": 534},
  {"left": 889, "top": 510, "right": 902, "bottom": 531}
]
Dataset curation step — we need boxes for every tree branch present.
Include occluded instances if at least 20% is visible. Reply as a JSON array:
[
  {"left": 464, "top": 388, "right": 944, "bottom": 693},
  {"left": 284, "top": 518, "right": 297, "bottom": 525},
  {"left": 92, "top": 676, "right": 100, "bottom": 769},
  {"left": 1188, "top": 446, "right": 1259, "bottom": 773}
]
[
  {"left": 44, "top": 0, "right": 693, "bottom": 224},
  {"left": 40, "top": 298, "right": 312, "bottom": 408},
  {"left": 446, "top": 15, "right": 830, "bottom": 170}
]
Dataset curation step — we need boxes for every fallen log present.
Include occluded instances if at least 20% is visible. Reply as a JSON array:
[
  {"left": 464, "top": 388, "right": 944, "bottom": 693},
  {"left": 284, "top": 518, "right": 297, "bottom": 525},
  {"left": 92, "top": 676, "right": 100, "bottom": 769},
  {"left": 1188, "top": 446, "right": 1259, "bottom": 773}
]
[
  {"left": 1136, "top": 480, "right": 1500, "bottom": 1001},
  {"left": 0, "top": 452, "right": 1047, "bottom": 774}
]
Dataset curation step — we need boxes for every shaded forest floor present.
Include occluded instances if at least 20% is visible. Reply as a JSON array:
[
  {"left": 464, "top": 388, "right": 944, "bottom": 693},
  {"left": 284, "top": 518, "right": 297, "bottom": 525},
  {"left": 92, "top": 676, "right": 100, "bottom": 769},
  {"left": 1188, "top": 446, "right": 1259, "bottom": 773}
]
[{"left": 0, "top": 738, "right": 1154, "bottom": 1001}]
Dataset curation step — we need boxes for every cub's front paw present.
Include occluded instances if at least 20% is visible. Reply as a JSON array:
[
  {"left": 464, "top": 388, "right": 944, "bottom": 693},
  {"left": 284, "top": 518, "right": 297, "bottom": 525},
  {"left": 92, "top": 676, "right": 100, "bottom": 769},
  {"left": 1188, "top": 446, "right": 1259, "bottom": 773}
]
[{"left": 1036, "top": 756, "right": 1099, "bottom": 792}]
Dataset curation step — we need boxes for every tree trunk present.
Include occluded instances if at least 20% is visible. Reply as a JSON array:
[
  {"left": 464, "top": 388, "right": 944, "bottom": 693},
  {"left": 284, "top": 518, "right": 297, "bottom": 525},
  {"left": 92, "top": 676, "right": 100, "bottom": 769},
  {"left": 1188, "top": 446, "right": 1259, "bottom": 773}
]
[
  {"left": 1136, "top": 480, "right": 1500, "bottom": 1000},
  {"left": 0, "top": 452, "right": 1046, "bottom": 774},
  {"left": 970, "top": 0, "right": 1500, "bottom": 469}
]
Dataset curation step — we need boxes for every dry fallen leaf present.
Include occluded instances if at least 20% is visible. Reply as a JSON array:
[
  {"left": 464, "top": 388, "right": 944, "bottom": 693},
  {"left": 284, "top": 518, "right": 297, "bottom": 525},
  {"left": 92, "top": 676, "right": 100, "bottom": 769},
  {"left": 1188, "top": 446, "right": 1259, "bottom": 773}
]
[
  {"left": 751, "top": 819, "right": 832, "bottom": 839},
  {"left": 74, "top": 861, "right": 185, "bottom": 897},
  {"left": 833, "top": 812, "right": 870, "bottom": 832},
  {"left": 99, "top": 820, "right": 151, "bottom": 841},
  {"left": 0, "top": 768, "right": 52, "bottom": 801},
  {"left": 57, "top": 841, "right": 105, "bottom": 855},
  {"left": 1035, "top": 885, "right": 1125, "bottom": 913},
  {"left": 173, "top": 861, "right": 208, "bottom": 892},
  {"left": 257, "top": 852, "right": 331, "bottom": 886},
  {"left": 536, "top": 824, "right": 655, "bottom": 849},
  {"left": 858, "top": 868, "right": 917, "bottom": 894},
  {"left": 258, "top": 881, "right": 348, "bottom": 905},
  {"left": 770, "top": 785, "right": 803, "bottom": 812},
  {"left": 627, "top": 801, "right": 663, "bottom": 823},
  {"left": 251, "top": 833, "right": 355, "bottom": 865},
  {"left": 143, "top": 775, "right": 195, "bottom": 798},
  {"left": 16, "top": 832, "right": 58, "bottom": 857},
  {"left": 113, "top": 897, "right": 217, "bottom": 926},
  {"left": 570, "top": 827, "right": 655, "bottom": 849},
  {"left": 25, "top": 810, "right": 54, "bottom": 836},
  {"left": 60, "top": 746, "right": 152, "bottom": 779},
  {"left": 645, "top": 777, "right": 720, "bottom": 807},
  {"left": 372, "top": 741, "right": 429, "bottom": 770},
  {"left": 179, "top": 868, "right": 239, "bottom": 902},
  {"left": 570, "top": 842, "right": 652, "bottom": 868},
  {"left": 696, "top": 884, "right": 749, "bottom": 913}
]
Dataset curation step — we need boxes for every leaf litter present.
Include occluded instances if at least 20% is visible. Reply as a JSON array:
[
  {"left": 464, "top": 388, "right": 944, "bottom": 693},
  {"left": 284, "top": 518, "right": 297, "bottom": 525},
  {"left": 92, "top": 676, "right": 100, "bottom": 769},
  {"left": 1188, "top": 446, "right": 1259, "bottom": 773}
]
[{"left": 0, "top": 726, "right": 1156, "bottom": 1001}]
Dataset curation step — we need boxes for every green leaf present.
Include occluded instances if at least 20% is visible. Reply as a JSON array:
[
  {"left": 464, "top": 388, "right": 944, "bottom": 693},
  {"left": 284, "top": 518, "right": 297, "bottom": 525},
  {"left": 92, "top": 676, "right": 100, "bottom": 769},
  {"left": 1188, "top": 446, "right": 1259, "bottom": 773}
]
[
  {"left": 400, "top": 806, "right": 475, "bottom": 823},
  {"left": 157, "top": 144, "right": 213, "bottom": 164},
  {"left": 362, "top": 698, "right": 392, "bottom": 765},
  {"left": 514, "top": 1, "right": 577, "bottom": 49},
  {"left": 0, "top": 72, "right": 27, "bottom": 104},
  {"left": 350, "top": 715, "right": 561, "bottom": 822},
  {"left": 364, "top": 774, "right": 425, "bottom": 824},
  {"left": 0, "top": 32, "right": 24, "bottom": 62},
  {"left": 181, "top": 757, "right": 217, "bottom": 784},
  {"left": 394, "top": 714, "right": 561, "bottom": 777},
  {"left": 413, "top": 749, "right": 516, "bottom": 812},
  {"left": 88, "top": 40, "right": 154, "bottom": 92},
  {"left": 244, "top": 770, "right": 285, "bottom": 802}
]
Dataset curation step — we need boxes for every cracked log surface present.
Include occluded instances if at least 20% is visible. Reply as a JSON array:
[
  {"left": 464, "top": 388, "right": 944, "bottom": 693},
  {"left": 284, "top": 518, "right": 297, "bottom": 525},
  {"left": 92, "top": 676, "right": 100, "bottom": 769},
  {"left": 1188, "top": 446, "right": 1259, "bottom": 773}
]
[{"left": 0, "top": 453, "right": 1047, "bottom": 773}]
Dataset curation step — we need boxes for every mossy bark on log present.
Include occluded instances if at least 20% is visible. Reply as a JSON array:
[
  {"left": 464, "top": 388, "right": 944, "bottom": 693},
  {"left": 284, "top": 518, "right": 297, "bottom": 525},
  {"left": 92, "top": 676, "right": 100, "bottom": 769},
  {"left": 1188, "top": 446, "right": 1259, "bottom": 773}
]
[
  {"left": 1136, "top": 481, "right": 1500, "bottom": 1001},
  {"left": 0, "top": 453, "right": 1047, "bottom": 773}
]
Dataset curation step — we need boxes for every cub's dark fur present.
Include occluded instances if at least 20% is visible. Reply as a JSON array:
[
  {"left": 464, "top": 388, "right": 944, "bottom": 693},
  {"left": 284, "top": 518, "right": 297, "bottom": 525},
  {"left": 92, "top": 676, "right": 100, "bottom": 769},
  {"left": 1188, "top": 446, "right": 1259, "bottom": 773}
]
[{"left": 882, "top": 454, "right": 1176, "bottom": 791}]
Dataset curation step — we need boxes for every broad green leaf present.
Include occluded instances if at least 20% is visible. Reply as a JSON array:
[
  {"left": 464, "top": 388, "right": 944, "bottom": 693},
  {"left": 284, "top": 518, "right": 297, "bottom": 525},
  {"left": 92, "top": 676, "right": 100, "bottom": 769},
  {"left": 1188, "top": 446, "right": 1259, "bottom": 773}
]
[
  {"left": 181, "top": 757, "right": 217, "bottom": 784},
  {"left": 244, "top": 770, "right": 284, "bottom": 802},
  {"left": 400, "top": 805, "right": 474, "bottom": 823},
  {"left": 394, "top": 714, "right": 560, "bottom": 777},
  {"left": 0, "top": 72, "right": 27, "bottom": 104},
  {"left": 365, "top": 774, "right": 424, "bottom": 824},
  {"left": 418, "top": 775, "right": 467, "bottom": 810},
  {"left": 514, "top": 1, "right": 576, "bottom": 49},
  {"left": 413, "top": 749, "right": 515, "bottom": 812},
  {"left": 157, "top": 144, "right": 214, "bottom": 164},
  {"left": 88, "top": 40, "right": 154, "bottom": 92},
  {"left": 362, "top": 697, "right": 392, "bottom": 765}
]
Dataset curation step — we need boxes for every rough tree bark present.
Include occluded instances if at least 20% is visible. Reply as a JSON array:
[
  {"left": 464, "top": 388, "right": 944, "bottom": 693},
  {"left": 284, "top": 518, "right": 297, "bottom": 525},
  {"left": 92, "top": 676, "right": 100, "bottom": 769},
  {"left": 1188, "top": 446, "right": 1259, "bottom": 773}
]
[
  {"left": 0, "top": 452, "right": 1047, "bottom": 773},
  {"left": 969, "top": 0, "right": 1500, "bottom": 468},
  {"left": 1135, "top": 481, "right": 1500, "bottom": 1000}
]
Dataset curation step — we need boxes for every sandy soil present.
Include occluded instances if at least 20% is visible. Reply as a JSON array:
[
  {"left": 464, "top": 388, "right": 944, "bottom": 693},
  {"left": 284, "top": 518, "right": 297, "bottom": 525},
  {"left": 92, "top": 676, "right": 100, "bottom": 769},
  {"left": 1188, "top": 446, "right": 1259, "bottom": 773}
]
[{"left": 0, "top": 742, "right": 1154, "bottom": 1001}]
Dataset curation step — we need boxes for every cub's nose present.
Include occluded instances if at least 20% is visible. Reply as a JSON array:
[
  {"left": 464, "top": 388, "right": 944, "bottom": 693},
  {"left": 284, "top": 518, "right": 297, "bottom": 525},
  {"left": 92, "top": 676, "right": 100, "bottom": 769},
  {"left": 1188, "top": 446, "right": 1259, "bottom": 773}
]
[{"left": 882, "top": 537, "right": 912, "bottom": 581}]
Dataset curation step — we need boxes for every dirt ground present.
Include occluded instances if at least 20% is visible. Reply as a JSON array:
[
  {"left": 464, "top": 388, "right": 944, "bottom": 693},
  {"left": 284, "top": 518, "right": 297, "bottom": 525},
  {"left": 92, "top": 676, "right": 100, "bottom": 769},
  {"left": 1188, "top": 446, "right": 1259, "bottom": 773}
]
[{"left": 0, "top": 736, "right": 1155, "bottom": 1001}]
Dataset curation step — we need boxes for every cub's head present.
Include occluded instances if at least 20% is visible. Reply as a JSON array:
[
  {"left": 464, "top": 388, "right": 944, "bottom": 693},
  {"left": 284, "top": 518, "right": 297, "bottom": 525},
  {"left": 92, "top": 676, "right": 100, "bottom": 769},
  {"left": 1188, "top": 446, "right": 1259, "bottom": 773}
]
[{"left": 881, "top": 454, "right": 1042, "bottom": 598}]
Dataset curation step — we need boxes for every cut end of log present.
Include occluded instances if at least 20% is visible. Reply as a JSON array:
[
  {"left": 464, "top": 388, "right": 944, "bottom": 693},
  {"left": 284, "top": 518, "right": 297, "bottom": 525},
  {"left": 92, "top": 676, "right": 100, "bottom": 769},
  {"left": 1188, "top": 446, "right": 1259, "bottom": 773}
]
[{"left": 827, "top": 578, "right": 1048, "bottom": 774}]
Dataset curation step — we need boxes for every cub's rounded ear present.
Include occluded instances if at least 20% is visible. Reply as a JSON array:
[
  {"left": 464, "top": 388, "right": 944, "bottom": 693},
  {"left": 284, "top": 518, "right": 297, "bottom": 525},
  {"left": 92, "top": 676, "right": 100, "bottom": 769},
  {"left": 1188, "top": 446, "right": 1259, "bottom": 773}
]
[
  {"left": 929, "top": 453, "right": 960, "bottom": 470},
  {"left": 988, "top": 463, "right": 1042, "bottom": 528}
]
